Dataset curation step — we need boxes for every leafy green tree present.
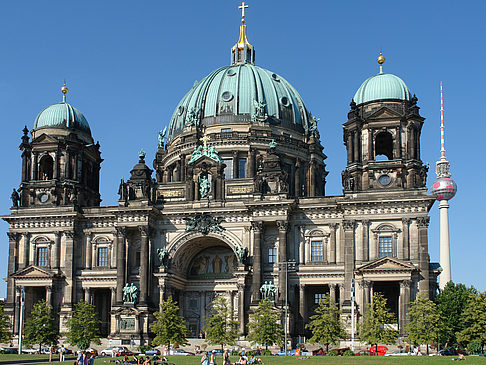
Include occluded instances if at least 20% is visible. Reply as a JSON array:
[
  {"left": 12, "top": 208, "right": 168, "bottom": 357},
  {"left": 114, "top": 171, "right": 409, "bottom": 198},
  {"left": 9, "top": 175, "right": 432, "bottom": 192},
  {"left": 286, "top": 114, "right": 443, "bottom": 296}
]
[
  {"left": 456, "top": 291, "right": 486, "bottom": 350},
  {"left": 0, "top": 301, "right": 12, "bottom": 344},
  {"left": 24, "top": 300, "right": 58, "bottom": 350},
  {"left": 247, "top": 298, "right": 283, "bottom": 349},
  {"left": 435, "top": 281, "right": 477, "bottom": 345},
  {"left": 306, "top": 294, "right": 345, "bottom": 351},
  {"left": 358, "top": 293, "right": 397, "bottom": 350},
  {"left": 150, "top": 296, "right": 188, "bottom": 349},
  {"left": 405, "top": 293, "right": 440, "bottom": 355},
  {"left": 66, "top": 301, "right": 101, "bottom": 350},
  {"left": 204, "top": 296, "right": 238, "bottom": 350}
]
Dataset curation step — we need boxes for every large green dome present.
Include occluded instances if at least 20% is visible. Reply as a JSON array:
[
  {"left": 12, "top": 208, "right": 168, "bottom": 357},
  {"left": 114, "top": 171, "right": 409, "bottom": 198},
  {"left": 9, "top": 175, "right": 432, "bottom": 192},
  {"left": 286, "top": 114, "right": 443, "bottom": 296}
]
[
  {"left": 34, "top": 102, "right": 91, "bottom": 135},
  {"left": 354, "top": 72, "right": 411, "bottom": 105},
  {"left": 167, "top": 64, "right": 312, "bottom": 141}
]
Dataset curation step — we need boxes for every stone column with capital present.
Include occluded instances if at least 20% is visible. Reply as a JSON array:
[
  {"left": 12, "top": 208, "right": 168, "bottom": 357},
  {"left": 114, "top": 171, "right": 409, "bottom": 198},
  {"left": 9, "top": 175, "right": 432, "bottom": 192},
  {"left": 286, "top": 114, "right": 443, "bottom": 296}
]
[
  {"left": 360, "top": 280, "right": 371, "bottom": 315},
  {"left": 86, "top": 233, "right": 93, "bottom": 269},
  {"left": 417, "top": 217, "right": 430, "bottom": 296},
  {"left": 399, "top": 280, "right": 412, "bottom": 335},
  {"left": 46, "top": 286, "right": 52, "bottom": 305},
  {"left": 299, "top": 284, "right": 306, "bottom": 333},
  {"left": 6, "top": 233, "right": 19, "bottom": 309},
  {"left": 139, "top": 226, "right": 149, "bottom": 304},
  {"left": 277, "top": 221, "right": 288, "bottom": 303},
  {"left": 402, "top": 218, "right": 410, "bottom": 260},
  {"left": 298, "top": 226, "right": 305, "bottom": 265},
  {"left": 329, "top": 223, "right": 337, "bottom": 264},
  {"left": 362, "top": 220, "right": 369, "bottom": 262},
  {"left": 62, "top": 231, "right": 76, "bottom": 306},
  {"left": 52, "top": 232, "right": 61, "bottom": 270},
  {"left": 294, "top": 159, "right": 301, "bottom": 197},
  {"left": 343, "top": 220, "right": 355, "bottom": 301},
  {"left": 251, "top": 222, "right": 263, "bottom": 302},
  {"left": 22, "top": 233, "right": 30, "bottom": 269},
  {"left": 115, "top": 228, "right": 126, "bottom": 304},
  {"left": 237, "top": 283, "right": 245, "bottom": 335},
  {"left": 329, "top": 283, "right": 337, "bottom": 303}
]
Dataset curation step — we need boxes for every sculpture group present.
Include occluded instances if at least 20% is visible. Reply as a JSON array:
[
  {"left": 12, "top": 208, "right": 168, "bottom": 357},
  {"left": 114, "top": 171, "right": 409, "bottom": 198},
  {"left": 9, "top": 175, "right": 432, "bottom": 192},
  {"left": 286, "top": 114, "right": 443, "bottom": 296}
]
[
  {"left": 260, "top": 281, "right": 277, "bottom": 301},
  {"left": 122, "top": 283, "right": 139, "bottom": 304}
]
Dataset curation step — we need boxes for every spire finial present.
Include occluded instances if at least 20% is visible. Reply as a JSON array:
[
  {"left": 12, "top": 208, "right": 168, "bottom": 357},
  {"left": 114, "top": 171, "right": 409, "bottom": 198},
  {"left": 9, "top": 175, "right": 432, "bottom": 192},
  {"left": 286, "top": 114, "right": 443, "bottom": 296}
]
[
  {"left": 231, "top": 2, "right": 254, "bottom": 65},
  {"left": 61, "top": 80, "right": 69, "bottom": 103},
  {"left": 377, "top": 51, "right": 385, "bottom": 74}
]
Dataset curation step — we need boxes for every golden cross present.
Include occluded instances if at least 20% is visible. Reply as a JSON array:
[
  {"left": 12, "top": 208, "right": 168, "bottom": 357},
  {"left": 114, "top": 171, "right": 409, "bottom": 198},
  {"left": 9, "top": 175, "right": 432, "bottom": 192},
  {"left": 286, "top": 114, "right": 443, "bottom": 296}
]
[
  {"left": 238, "top": 2, "right": 249, "bottom": 20},
  {"left": 200, "top": 133, "right": 210, "bottom": 150}
]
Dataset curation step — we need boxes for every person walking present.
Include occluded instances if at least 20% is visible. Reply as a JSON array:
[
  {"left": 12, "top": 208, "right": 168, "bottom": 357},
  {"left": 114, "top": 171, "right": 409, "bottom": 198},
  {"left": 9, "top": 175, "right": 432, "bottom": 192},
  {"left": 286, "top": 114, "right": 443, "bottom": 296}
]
[
  {"left": 201, "top": 351, "right": 209, "bottom": 365},
  {"left": 210, "top": 350, "right": 217, "bottom": 365},
  {"left": 223, "top": 349, "right": 230, "bottom": 365},
  {"left": 59, "top": 345, "right": 66, "bottom": 362},
  {"left": 87, "top": 354, "right": 95, "bottom": 365},
  {"left": 77, "top": 351, "right": 84, "bottom": 365}
]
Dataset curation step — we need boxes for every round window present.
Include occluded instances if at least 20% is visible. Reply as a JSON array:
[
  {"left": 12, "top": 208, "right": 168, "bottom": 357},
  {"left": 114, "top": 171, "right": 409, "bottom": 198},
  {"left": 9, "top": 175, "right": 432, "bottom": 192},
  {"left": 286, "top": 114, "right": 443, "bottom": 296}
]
[
  {"left": 378, "top": 174, "right": 391, "bottom": 186},
  {"left": 221, "top": 91, "right": 233, "bottom": 102},
  {"left": 280, "top": 96, "right": 290, "bottom": 107},
  {"left": 178, "top": 106, "right": 185, "bottom": 116},
  {"left": 39, "top": 193, "right": 49, "bottom": 203},
  {"left": 227, "top": 69, "right": 236, "bottom": 76}
]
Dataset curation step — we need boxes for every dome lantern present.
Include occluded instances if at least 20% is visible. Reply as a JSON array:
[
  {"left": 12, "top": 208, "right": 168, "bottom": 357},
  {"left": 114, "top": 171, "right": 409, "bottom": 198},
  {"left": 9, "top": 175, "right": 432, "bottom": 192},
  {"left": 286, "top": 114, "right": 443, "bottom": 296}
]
[{"left": 231, "top": 2, "right": 254, "bottom": 65}]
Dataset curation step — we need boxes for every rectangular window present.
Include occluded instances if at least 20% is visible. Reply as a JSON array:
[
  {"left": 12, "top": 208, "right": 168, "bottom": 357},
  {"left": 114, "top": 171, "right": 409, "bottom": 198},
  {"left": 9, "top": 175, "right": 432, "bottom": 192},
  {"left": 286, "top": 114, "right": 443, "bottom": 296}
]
[
  {"left": 221, "top": 128, "right": 232, "bottom": 138},
  {"left": 238, "top": 158, "right": 247, "bottom": 178},
  {"left": 223, "top": 158, "right": 233, "bottom": 179},
  {"left": 268, "top": 248, "right": 277, "bottom": 263},
  {"left": 97, "top": 247, "right": 109, "bottom": 267},
  {"left": 37, "top": 247, "right": 48, "bottom": 267},
  {"left": 379, "top": 236, "right": 393, "bottom": 257},
  {"left": 314, "top": 293, "right": 326, "bottom": 304},
  {"left": 311, "top": 241, "right": 323, "bottom": 261}
]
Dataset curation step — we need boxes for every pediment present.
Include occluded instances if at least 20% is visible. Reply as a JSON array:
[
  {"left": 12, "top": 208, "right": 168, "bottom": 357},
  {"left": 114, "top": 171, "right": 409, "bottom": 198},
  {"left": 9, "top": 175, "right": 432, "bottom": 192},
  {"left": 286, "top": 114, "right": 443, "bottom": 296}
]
[
  {"left": 11, "top": 265, "right": 56, "bottom": 279},
  {"left": 368, "top": 107, "right": 402, "bottom": 119},
  {"left": 112, "top": 305, "right": 141, "bottom": 316},
  {"left": 356, "top": 257, "right": 416, "bottom": 273},
  {"left": 32, "top": 133, "right": 59, "bottom": 144}
]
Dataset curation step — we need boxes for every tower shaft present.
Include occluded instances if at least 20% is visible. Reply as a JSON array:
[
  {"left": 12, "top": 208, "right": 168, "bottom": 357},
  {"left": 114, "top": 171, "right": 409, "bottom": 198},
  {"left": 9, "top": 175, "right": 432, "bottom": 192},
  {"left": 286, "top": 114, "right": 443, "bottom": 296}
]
[{"left": 439, "top": 199, "right": 451, "bottom": 289}]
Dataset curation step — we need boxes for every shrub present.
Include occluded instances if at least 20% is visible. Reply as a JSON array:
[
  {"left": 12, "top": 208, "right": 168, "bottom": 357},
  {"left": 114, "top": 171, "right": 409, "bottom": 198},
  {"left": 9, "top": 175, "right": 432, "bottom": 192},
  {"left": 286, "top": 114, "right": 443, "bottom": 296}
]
[
  {"left": 230, "top": 350, "right": 239, "bottom": 356},
  {"left": 343, "top": 350, "right": 354, "bottom": 356},
  {"left": 327, "top": 350, "right": 338, "bottom": 356},
  {"left": 467, "top": 342, "right": 482, "bottom": 354},
  {"left": 360, "top": 352, "right": 370, "bottom": 356},
  {"left": 261, "top": 350, "right": 272, "bottom": 356},
  {"left": 138, "top": 345, "right": 152, "bottom": 353},
  {"left": 247, "top": 351, "right": 255, "bottom": 356}
]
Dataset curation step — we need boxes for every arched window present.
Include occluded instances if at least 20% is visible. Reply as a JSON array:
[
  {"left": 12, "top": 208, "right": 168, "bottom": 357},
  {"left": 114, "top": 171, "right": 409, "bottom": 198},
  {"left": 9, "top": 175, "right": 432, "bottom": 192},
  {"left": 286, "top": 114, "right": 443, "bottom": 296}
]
[
  {"left": 39, "top": 155, "right": 54, "bottom": 180},
  {"left": 375, "top": 131, "right": 394, "bottom": 160}
]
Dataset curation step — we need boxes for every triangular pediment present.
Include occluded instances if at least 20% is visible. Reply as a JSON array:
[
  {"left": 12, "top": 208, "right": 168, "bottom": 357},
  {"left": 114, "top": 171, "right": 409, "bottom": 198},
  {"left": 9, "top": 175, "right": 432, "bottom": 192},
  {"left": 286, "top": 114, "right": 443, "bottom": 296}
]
[
  {"left": 32, "top": 133, "right": 59, "bottom": 144},
  {"left": 11, "top": 265, "right": 56, "bottom": 278},
  {"left": 368, "top": 107, "right": 402, "bottom": 119},
  {"left": 112, "top": 305, "right": 141, "bottom": 315},
  {"left": 356, "top": 257, "right": 416, "bottom": 273}
]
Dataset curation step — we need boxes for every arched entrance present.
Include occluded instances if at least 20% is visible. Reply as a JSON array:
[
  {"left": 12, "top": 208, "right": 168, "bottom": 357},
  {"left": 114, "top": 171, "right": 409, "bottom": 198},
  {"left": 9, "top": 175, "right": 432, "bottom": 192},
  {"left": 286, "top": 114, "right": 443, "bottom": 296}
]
[{"left": 166, "top": 234, "right": 242, "bottom": 338}]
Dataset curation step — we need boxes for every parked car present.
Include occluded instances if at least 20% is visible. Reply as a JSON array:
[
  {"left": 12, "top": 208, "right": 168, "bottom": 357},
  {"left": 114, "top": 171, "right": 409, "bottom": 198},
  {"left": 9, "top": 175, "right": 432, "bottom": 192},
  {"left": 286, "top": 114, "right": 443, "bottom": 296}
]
[
  {"left": 169, "top": 349, "right": 195, "bottom": 356},
  {"left": 369, "top": 346, "right": 388, "bottom": 356},
  {"left": 385, "top": 351, "right": 409, "bottom": 356},
  {"left": 273, "top": 350, "right": 296, "bottom": 356},
  {"left": 145, "top": 349, "right": 161, "bottom": 356},
  {"left": 21, "top": 348, "right": 39, "bottom": 354},
  {"left": 101, "top": 347, "right": 125, "bottom": 357},
  {"left": 0, "top": 347, "right": 18, "bottom": 354},
  {"left": 85, "top": 348, "right": 99, "bottom": 357},
  {"left": 312, "top": 348, "right": 325, "bottom": 356},
  {"left": 116, "top": 349, "right": 137, "bottom": 357},
  {"left": 435, "top": 348, "right": 458, "bottom": 356}
]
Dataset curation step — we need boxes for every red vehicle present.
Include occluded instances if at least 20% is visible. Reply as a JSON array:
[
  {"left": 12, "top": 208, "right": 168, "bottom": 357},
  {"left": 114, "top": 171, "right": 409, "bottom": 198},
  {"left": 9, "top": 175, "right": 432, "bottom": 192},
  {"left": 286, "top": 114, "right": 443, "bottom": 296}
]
[
  {"left": 85, "top": 348, "right": 99, "bottom": 357},
  {"left": 369, "top": 346, "right": 388, "bottom": 356},
  {"left": 116, "top": 350, "right": 136, "bottom": 357}
]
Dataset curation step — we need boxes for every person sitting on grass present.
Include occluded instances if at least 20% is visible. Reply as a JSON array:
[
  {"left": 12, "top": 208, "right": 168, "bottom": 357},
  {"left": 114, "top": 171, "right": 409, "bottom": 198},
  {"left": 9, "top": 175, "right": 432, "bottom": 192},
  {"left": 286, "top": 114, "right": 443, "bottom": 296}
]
[{"left": 452, "top": 353, "right": 466, "bottom": 361}]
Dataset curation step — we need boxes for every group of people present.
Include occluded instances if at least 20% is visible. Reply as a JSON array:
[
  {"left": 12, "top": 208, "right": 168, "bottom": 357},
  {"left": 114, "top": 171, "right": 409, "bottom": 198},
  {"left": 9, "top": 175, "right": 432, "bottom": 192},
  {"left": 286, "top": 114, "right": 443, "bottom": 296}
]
[
  {"left": 114, "top": 355, "right": 169, "bottom": 365},
  {"left": 76, "top": 351, "right": 95, "bottom": 365},
  {"left": 200, "top": 349, "right": 263, "bottom": 365}
]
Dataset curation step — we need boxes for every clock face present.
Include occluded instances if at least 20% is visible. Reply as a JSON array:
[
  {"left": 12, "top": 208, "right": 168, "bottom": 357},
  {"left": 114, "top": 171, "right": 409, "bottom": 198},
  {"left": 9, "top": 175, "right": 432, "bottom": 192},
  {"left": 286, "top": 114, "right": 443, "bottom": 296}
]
[
  {"left": 39, "top": 193, "right": 49, "bottom": 203},
  {"left": 378, "top": 174, "right": 391, "bottom": 186}
]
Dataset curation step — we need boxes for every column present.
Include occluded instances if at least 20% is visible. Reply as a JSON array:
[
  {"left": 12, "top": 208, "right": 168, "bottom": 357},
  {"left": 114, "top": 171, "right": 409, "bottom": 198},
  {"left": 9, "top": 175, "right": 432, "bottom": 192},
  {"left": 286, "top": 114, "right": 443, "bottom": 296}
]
[
  {"left": 139, "top": 226, "right": 149, "bottom": 304},
  {"left": 111, "top": 287, "right": 116, "bottom": 307},
  {"left": 232, "top": 151, "right": 239, "bottom": 178},
  {"left": 86, "top": 233, "right": 93, "bottom": 269},
  {"left": 33, "top": 152, "right": 38, "bottom": 180},
  {"left": 46, "top": 286, "right": 52, "bottom": 305},
  {"left": 251, "top": 222, "right": 263, "bottom": 302},
  {"left": 299, "top": 284, "right": 306, "bottom": 333},
  {"left": 356, "top": 221, "right": 363, "bottom": 264},
  {"left": 180, "top": 154, "right": 186, "bottom": 182},
  {"left": 417, "top": 217, "right": 430, "bottom": 296},
  {"left": 199, "top": 291, "right": 206, "bottom": 332},
  {"left": 14, "top": 288, "right": 20, "bottom": 335},
  {"left": 399, "top": 280, "right": 412, "bottom": 335},
  {"left": 6, "top": 233, "right": 18, "bottom": 306},
  {"left": 346, "top": 131, "right": 353, "bottom": 164},
  {"left": 115, "top": 228, "right": 126, "bottom": 304},
  {"left": 294, "top": 159, "right": 301, "bottom": 197},
  {"left": 309, "top": 160, "right": 316, "bottom": 197},
  {"left": 353, "top": 129, "right": 360, "bottom": 162},
  {"left": 159, "top": 285, "right": 166, "bottom": 305},
  {"left": 329, "top": 223, "right": 337, "bottom": 264},
  {"left": 370, "top": 232, "right": 378, "bottom": 261},
  {"left": 362, "top": 281, "right": 371, "bottom": 315},
  {"left": 329, "top": 283, "right": 336, "bottom": 303},
  {"left": 21, "top": 152, "right": 28, "bottom": 182},
  {"left": 343, "top": 220, "right": 355, "bottom": 301},
  {"left": 62, "top": 231, "right": 76, "bottom": 306},
  {"left": 52, "top": 232, "right": 61, "bottom": 269},
  {"left": 22, "top": 233, "right": 30, "bottom": 268},
  {"left": 338, "top": 283, "right": 344, "bottom": 308},
  {"left": 277, "top": 221, "right": 288, "bottom": 303},
  {"left": 237, "top": 283, "right": 245, "bottom": 335},
  {"left": 249, "top": 148, "right": 256, "bottom": 178},
  {"left": 402, "top": 218, "right": 410, "bottom": 260},
  {"left": 299, "top": 226, "right": 305, "bottom": 265},
  {"left": 362, "top": 220, "right": 369, "bottom": 262}
]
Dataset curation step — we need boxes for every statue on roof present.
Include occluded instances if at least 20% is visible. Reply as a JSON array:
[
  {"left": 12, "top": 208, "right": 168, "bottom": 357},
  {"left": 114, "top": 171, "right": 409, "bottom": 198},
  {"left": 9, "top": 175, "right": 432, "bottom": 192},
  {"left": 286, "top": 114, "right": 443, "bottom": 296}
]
[
  {"left": 158, "top": 126, "right": 167, "bottom": 148},
  {"left": 199, "top": 174, "right": 211, "bottom": 199},
  {"left": 10, "top": 188, "right": 20, "bottom": 208},
  {"left": 251, "top": 100, "right": 267, "bottom": 122},
  {"left": 207, "top": 146, "right": 223, "bottom": 163},
  {"left": 188, "top": 145, "right": 204, "bottom": 165},
  {"left": 185, "top": 107, "right": 201, "bottom": 127}
]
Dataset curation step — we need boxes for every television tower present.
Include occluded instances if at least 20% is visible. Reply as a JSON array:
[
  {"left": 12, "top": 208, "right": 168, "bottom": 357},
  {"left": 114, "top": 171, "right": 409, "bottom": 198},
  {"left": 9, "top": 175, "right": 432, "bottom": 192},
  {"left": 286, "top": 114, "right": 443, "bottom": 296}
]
[{"left": 430, "top": 82, "right": 457, "bottom": 290}]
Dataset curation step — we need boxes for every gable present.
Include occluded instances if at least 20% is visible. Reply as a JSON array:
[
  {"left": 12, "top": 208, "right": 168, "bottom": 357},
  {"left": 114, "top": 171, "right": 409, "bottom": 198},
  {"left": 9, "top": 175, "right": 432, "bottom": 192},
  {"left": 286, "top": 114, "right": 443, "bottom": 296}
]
[
  {"left": 368, "top": 107, "right": 402, "bottom": 119},
  {"left": 356, "top": 256, "right": 416, "bottom": 274},
  {"left": 11, "top": 265, "right": 55, "bottom": 279},
  {"left": 32, "top": 133, "right": 59, "bottom": 144}
]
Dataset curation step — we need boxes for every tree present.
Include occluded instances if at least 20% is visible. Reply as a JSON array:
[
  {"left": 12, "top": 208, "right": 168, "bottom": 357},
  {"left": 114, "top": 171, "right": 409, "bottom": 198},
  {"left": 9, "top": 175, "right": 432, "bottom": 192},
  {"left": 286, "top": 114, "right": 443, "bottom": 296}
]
[
  {"left": 66, "top": 301, "right": 101, "bottom": 350},
  {"left": 358, "top": 293, "right": 397, "bottom": 350},
  {"left": 435, "top": 281, "right": 477, "bottom": 346},
  {"left": 405, "top": 293, "right": 440, "bottom": 355},
  {"left": 456, "top": 291, "right": 486, "bottom": 350},
  {"left": 306, "top": 294, "right": 345, "bottom": 351},
  {"left": 23, "top": 300, "right": 58, "bottom": 350},
  {"left": 0, "top": 301, "right": 12, "bottom": 344},
  {"left": 150, "top": 296, "right": 188, "bottom": 349},
  {"left": 204, "top": 296, "right": 238, "bottom": 350},
  {"left": 247, "top": 298, "right": 283, "bottom": 350}
]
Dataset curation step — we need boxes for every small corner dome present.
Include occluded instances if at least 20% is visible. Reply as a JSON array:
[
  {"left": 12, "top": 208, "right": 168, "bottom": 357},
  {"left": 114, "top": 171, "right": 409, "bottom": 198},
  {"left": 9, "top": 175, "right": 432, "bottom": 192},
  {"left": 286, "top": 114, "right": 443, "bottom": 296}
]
[
  {"left": 353, "top": 73, "right": 412, "bottom": 105},
  {"left": 34, "top": 102, "right": 91, "bottom": 135}
]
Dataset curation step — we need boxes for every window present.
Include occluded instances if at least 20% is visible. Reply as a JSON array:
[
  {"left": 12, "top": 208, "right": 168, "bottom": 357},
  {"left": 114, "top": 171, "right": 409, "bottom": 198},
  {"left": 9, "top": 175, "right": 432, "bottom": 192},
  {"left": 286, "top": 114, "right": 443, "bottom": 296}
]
[
  {"left": 314, "top": 293, "right": 326, "bottom": 304},
  {"left": 223, "top": 158, "right": 233, "bottom": 179},
  {"left": 238, "top": 158, "right": 247, "bottom": 178},
  {"left": 39, "top": 155, "right": 54, "bottom": 180},
  {"left": 268, "top": 248, "right": 277, "bottom": 263},
  {"left": 379, "top": 236, "right": 393, "bottom": 257},
  {"left": 375, "top": 131, "right": 393, "bottom": 160},
  {"left": 37, "top": 247, "right": 48, "bottom": 266},
  {"left": 221, "top": 128, "right": 232, "bottom": 138},
  {"left": 311, "top": 241, "right": 323, "bottom": 261},
  {"left": 97, "top": 247, "right": 109, "bottom": 267}
]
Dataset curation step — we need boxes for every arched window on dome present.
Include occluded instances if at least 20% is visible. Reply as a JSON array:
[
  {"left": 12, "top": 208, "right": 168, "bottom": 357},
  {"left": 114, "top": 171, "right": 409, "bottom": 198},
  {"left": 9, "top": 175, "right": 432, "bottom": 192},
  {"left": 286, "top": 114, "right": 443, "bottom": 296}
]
[
  {"left": 39, "top": 154, "right": 54, "bottom": 180},
  {"left": 374, "top": 131, "right": 394, "bottom": 160}
]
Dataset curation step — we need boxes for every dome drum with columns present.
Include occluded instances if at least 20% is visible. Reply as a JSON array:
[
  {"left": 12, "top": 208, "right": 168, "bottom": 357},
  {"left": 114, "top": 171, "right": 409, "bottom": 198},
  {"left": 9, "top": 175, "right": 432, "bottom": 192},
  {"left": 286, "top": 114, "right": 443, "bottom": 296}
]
[{"left": 3, "top": 5, "right": 441, "bottom": 347}]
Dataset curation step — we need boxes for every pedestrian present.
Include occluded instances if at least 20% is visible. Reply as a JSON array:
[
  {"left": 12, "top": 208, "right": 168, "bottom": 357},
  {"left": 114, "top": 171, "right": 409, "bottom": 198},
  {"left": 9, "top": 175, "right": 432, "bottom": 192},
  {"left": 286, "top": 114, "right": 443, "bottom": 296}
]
[
  {"left": 201, "top": 351, "right": 209, "bottom": 365},
  {"left": 83, "top": 352, "right": 89, "bottom": 365},
  {"left": 77, "top": 351, "right": 84, "bottom": 365},
  {"left": 223, "top": 349, "right": 230, "bottom": 365},
  {"left": 60, "top": 345, "right": 66, "bottom": 362},
  {"left": 87, "top": 354, "right": 95, "bottom": 365},
  {"left": 210, "top": 351, "right": 216, "bottom": 365}
]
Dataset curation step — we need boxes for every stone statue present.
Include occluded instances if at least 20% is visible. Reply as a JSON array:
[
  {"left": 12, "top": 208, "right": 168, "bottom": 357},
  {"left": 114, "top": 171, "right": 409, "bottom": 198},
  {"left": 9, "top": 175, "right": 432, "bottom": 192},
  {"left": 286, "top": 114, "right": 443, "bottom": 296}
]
[
  {"left": 235, "top": 245, "right": 248, "bottom": 265},
  {"left": 122, "top": 283, "right": 139, "bottom": 304},
  {"left": 138, "top": 149, "right": 146, "bottom": 160},
  {"left": 157, "top": 248, "right": 169, "bottom": 267},
  {"left": 158, "top": 126, "right": 167, "bottom": 148},
  {"left": 199, "top": 174, "right": 211, "bottom": 199},
  {"left": 188, "top": 145, "right": 204, "bottom": 165},
  {"left": 251, "top": 100, "right": 267, "bottom": 122},
  {"left": 10, "top": 188, "right": 20, "bottom": 208},
  {"left": 260, "top": 281, "right": 277, "bottom": 301},
  {"left": 184, "top": 213, "right": 225, "bottom": 235},
  {"left": 268, "top": 139, "right": 278, "bottom": 150},
  {"left": 130, "top": 283, "right": 138, "bottom": 303},
  {"left": 185, "top": 107, "right": 201, "bottom": 127},
  {"left": 118, "top": 179, "right": 128, "bottom": 202},
  {"left": 207, "top": 146, "right": 223, "bottom": 163}
]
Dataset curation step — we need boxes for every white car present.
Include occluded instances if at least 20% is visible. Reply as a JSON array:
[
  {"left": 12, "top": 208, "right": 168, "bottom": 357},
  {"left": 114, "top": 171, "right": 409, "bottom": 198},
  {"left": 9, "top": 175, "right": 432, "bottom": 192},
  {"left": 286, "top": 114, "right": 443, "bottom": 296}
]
[
  {"left": 21, "top": 348, "right": 39, "bottom": 354},
  {"left": 169, "top": 349, "right": 195, "bottom": 356},
  {"left": 101, "top": 347, "right": 125, "bottom": 357}
]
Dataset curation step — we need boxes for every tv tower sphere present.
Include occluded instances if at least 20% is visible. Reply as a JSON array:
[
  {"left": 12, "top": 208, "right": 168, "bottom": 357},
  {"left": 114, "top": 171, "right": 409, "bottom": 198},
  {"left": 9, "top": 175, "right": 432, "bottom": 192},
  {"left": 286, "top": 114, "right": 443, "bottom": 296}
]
[{"left": 431, "top": 176, "right": 457, "bottom": 201}]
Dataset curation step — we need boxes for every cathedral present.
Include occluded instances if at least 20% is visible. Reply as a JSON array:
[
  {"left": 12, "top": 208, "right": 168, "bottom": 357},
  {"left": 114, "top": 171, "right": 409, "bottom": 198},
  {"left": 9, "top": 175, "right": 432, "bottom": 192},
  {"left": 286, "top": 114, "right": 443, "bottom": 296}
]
[{"left": 2, "top": 5, "right": 439, "bottom": 346}]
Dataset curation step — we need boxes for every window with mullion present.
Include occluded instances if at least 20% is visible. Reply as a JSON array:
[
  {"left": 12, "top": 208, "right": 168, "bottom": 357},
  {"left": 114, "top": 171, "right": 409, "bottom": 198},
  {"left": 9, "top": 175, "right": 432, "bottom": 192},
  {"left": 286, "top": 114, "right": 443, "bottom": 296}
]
[
  {"left": 311, "top": 240, "right": 323, "bottom": 261},
  {"left": 314, "top": 293, "right": 326, "bottom": 304},
  {"left": 268, "top": 248, "right": 277, "bottom": 264},
  {"left": 97, "top": 247, "right": 109, "bottom": 267},
  {"left": 36, "top": 247, "right": 48, "bottom": 267},
  {"left": 378, "top": 236, "right": 393, "bottom": 257}
]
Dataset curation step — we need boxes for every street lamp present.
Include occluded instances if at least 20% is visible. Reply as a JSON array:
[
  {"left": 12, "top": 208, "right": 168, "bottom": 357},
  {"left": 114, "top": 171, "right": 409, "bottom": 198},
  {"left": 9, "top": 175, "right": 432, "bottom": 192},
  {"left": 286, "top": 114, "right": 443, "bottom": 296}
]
[
  {"left": 279, "top": 260, "right": 295, "bottom": 356},
  {"left": 18, "top": 286, "right": 25, "bottom": 355}
]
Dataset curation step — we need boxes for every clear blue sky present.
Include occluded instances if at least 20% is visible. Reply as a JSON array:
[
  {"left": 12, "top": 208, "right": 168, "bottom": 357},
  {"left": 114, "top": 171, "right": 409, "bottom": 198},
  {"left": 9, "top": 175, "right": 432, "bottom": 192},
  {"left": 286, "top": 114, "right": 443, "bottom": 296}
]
[{"left": 0, "top": 1, "right": 484, "bottom": 295}]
